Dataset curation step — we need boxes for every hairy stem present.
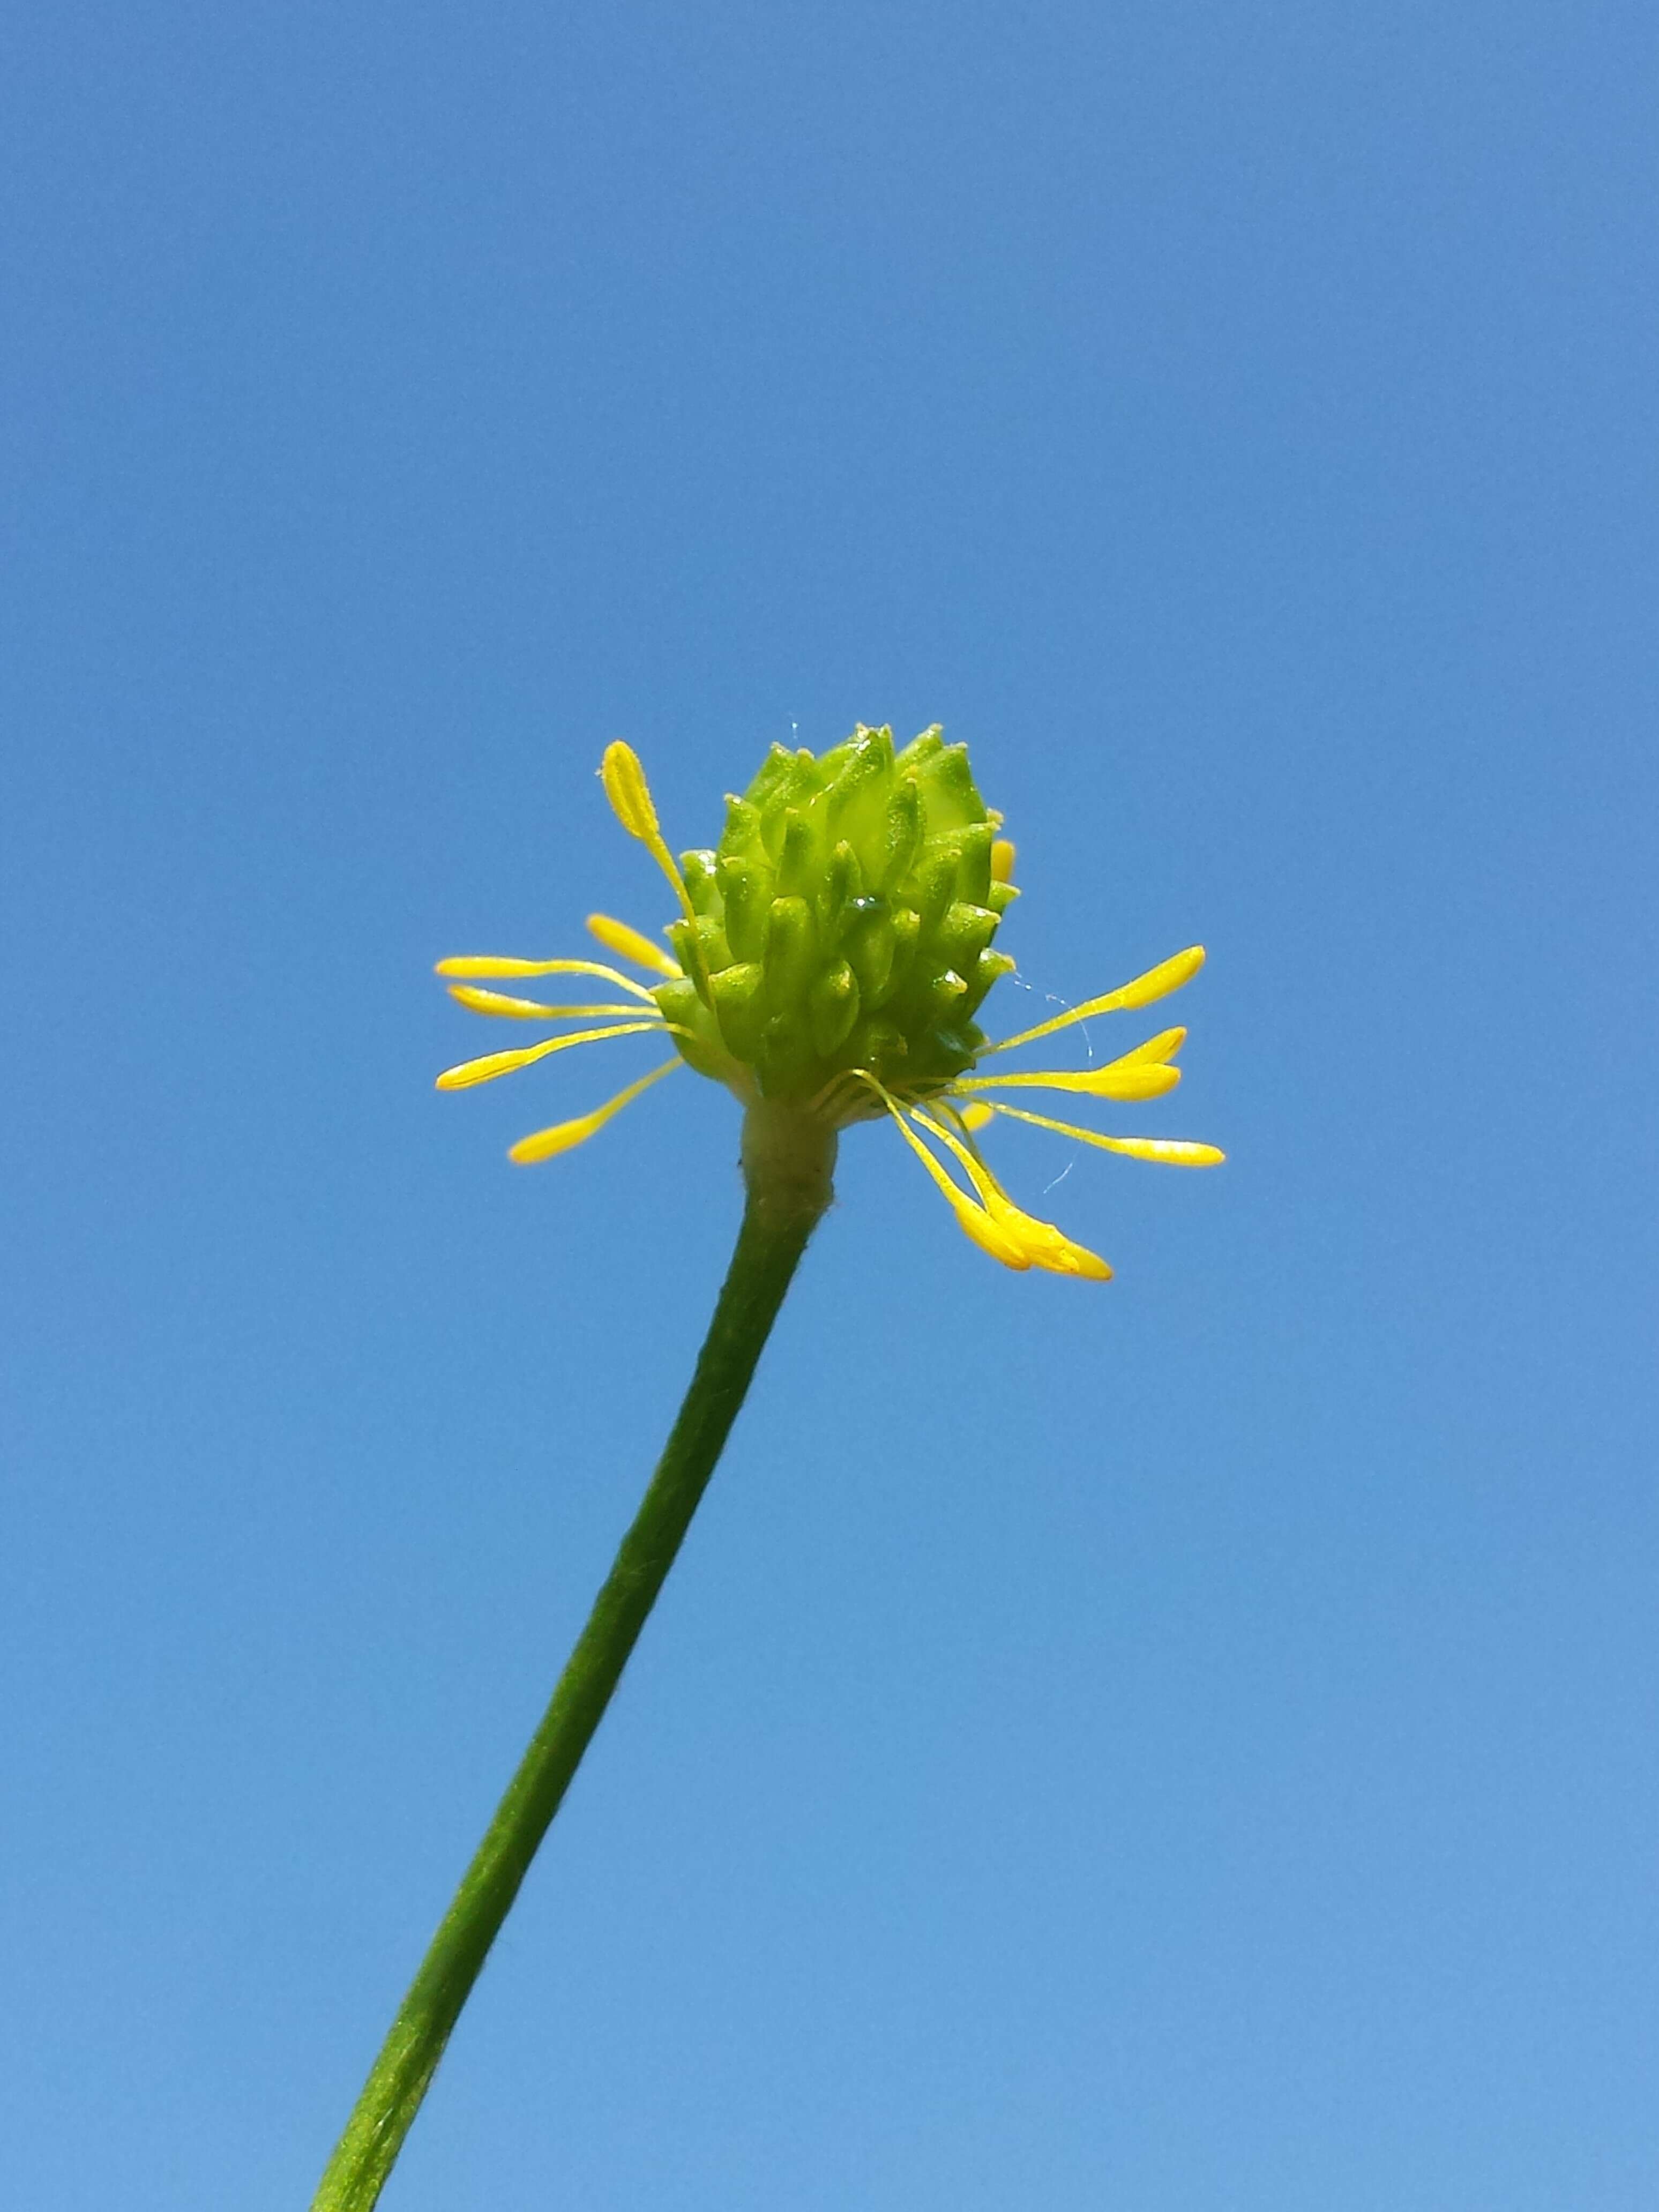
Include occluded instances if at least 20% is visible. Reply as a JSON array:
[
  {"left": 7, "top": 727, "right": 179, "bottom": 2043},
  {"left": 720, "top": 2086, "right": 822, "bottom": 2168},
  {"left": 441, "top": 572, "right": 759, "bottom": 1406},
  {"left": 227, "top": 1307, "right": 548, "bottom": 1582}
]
[{"left": 311, "top": 1103, "right": 835, "bottom": 2210}]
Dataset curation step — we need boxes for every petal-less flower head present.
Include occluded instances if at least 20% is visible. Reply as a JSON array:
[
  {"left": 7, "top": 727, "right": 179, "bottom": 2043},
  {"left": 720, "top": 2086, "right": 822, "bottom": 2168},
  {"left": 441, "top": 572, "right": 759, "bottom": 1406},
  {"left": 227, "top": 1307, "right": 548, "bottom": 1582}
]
[{"left": 436, "top": 726, "right": 1224, "bottom": 1279}]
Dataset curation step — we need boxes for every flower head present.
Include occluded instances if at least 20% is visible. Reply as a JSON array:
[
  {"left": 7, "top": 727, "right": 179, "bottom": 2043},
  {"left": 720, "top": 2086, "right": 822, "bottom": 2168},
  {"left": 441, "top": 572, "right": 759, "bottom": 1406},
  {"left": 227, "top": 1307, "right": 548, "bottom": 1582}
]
[{"left": 436, "top": 727, "right": 1223, "bottom": 1278}]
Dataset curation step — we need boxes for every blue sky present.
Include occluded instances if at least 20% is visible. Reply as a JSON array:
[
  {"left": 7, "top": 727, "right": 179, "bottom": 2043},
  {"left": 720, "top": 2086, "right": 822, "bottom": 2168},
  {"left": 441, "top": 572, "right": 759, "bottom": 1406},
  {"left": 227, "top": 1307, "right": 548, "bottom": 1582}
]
[{"left": 3, "top": 3, "right": 1656, "bottom": 2206}]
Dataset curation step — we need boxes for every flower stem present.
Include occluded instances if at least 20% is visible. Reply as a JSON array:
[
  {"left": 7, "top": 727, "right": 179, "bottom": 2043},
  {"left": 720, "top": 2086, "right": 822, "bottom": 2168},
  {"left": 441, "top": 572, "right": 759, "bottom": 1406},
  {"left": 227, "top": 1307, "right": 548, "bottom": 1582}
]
[{"left": 311, "top": 1104, "right": 836, "bottom": 2211}]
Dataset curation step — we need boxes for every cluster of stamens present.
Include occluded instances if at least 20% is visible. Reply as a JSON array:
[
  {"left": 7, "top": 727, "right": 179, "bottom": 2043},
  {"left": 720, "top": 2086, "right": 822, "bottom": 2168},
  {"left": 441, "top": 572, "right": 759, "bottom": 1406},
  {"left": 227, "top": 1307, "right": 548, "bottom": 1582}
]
[{"left": 434, "top": 729, "right": 1223, "bottom": 1278}]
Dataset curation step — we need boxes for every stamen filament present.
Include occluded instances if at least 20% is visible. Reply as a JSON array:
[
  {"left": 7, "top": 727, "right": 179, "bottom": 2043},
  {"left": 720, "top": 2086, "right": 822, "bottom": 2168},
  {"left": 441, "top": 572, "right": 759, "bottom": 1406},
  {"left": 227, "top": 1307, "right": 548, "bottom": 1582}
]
[
  {"left": 508, "top": 1058, "right": 681, "bottom": 1163},
  {"left": 806, "top": 1066, "right": 886, "bottom": 1123},
  {"left": 447, "top": 987, "right": 662, "bottom": 1021},
  {"left": 908, "top": 1104, "right": 1005, "bottom": 1208},
  {"left": 434, "top": 955, "right": 659, "bottom": 1004},
  {"left": 982, "top": 948, "right": 1206, "bottom": 1054},
  {"left": 435, "top": 1021, "right": 669, "bottom": 1091}
]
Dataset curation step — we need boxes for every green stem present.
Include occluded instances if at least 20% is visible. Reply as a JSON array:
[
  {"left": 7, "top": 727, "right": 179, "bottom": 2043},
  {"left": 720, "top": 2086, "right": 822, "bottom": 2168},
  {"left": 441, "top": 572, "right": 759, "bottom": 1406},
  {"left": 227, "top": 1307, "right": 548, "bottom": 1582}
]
[{"left": 312, "top": 1102, "right": 836, "bottom": 2211}]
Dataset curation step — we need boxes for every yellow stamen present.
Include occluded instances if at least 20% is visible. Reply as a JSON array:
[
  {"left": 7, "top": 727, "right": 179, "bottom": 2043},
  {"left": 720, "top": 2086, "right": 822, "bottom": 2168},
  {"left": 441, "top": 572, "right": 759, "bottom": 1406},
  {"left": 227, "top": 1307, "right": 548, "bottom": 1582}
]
[
  {"left": 911, "top": 1109, "right": 1113, "bottom": 1280},
  {"left": 435, "top": 1021, "right": 668, "bottom": 1091},
  {"left": 984, "top": 1101, "right": 1225, "bottom": 1166},
  {"left": 954, "top": 1061, "right": 1180, "bottom": 1103},
  {"left": 954, "top": 1027, "right": 1187, "bottom": 1102},
  {"left": 991, "top": 838, "right": 1017, "bottom": 884},
  {"left": 599, "top": 742, "right": 701, "bottom": 933},
  {"left": 952, "top": 1195, "right": 1034, "bottom": 1269},
  {"left": 447, "top": 986, "right": 661, "bottom": 1021},
  {"left": 585, "top": 913, "right": 682, "bottom": 978},
  {"left": 861, "top": 1077, "right": 1032, "bottom": 1270},
  {"left": 508, "top": 1058, "right": 681, "bottom": 1163},
  {"left": 435, "top": 955, "right": 659, "bottom": 1004},
  {"left": 960, "top": 1102, "right": 995, "bottom": 1133},
  {"left": 983, "top": 947, "right": 1206, "bottom": 1055}
]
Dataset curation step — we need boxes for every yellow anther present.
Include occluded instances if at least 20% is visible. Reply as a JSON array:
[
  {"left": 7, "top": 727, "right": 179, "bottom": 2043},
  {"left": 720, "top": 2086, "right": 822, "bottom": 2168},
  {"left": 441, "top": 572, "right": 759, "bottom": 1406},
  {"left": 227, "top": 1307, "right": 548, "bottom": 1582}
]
[
  {"left": 599, "top": 742, "right": 660, "bottom": 842},
  {"left": 435, "top": 1021, "right": 667, "bottom": 1091},
  {"left": 1109, "top": 946, "right": 1205, "bottom": 1012},
  {"left": 1118, "top": 1026, "right": 1186, "bottom": 1065},
  {"left": 984, "top": 947, "right": 1206, "bottom": 1055},
  {"left": 508, "top": 1059, "right": 680, "bottom": 1163},
  {"left": 586, "top": 913, "right": 682, "bottom": 978},
  {"left": 954, "top": 1061, "right": 1180, "bottom": 1103},
  {"left": 960, "top": 1102, "right": 995, "bottom": 1133},
  {"left": 998, "top": 1209, "right": 1113, "bottom": 1280},
  {"left": 1089, "top": 1134, "right": 1225, "bottom": 1167},
  {"left": 985, "top": 1102, "right": 1225, "bottom": 1166},
  {"left": 990, "top": 838, "right": 1017, "bottom": 885},
  {"left": 949, "top": 1192, "right": 1033, "bottom": 1269}
]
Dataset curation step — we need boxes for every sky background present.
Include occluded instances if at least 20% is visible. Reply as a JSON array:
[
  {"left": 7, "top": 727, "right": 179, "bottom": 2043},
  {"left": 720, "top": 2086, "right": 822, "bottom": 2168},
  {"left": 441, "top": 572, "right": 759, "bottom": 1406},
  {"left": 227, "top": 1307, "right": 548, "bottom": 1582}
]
[{"left": 3, "top": 3, "right": 1656, "bottom": 2207}]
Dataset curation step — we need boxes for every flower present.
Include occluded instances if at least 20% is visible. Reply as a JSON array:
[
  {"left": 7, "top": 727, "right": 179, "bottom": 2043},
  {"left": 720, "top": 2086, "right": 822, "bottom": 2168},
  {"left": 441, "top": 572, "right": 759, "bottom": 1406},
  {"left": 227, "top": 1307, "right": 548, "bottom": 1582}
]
[{"left": 436, "top": 727, "right": 1223, "bottom": 1278}]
